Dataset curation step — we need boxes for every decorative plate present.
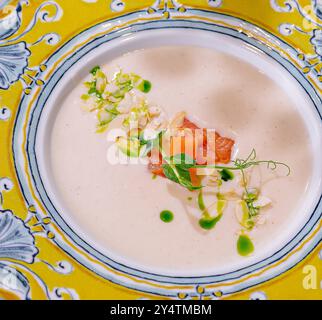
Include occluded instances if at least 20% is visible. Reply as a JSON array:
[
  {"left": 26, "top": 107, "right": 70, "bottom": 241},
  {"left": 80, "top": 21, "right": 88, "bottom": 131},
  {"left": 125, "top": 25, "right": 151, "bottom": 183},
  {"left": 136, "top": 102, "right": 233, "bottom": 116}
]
[{"left": 0, "top": 0, "right": 321, "bottom": 300}]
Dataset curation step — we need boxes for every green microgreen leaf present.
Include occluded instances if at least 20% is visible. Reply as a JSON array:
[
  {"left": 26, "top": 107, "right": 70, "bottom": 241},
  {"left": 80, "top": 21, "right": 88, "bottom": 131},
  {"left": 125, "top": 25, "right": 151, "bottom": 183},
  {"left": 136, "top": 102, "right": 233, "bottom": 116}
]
[
  {"left": 162, "top": 165, "right": 179, "bottom": 184},
  {"left": 81, "top": 94, "right": 90, "bottom": 101},
  {"left": 162, "top": 153, "right": 201, "bottom": 191},
  {"left": 90, "top": 65, "right": 100, "bottom": 75}
]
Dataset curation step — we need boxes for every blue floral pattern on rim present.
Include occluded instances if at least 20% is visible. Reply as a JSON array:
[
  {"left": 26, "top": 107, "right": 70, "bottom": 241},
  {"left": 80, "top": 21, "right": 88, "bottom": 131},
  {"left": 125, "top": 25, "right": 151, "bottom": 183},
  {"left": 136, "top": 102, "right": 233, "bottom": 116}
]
[
  {"left": 0, "top": 3, "right": 30, "bottom": 89},
  {"left": 313, "top": 0, "right": 322, "bottom": 19},
  {"left": 271, "top": 0, "right": 322, "bottom": 80},
  {"left": 0, "top": 42, "right": 30, "bottom": 90},
  {"left": 311, "top": 29, "right": 322, "bottom": 58},
  {"left": 0, "top": 210, "right": 38, "bottom": 264},
  {"left": 0, "top": 1, "right": 62, "bottom": 91}
]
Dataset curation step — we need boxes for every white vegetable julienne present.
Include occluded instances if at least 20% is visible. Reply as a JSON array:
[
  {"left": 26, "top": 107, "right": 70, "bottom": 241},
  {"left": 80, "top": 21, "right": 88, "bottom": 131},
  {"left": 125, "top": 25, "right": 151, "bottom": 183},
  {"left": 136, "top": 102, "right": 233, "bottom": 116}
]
[{"left": 253, "top": 196, "right": 272, "bottom": 208}]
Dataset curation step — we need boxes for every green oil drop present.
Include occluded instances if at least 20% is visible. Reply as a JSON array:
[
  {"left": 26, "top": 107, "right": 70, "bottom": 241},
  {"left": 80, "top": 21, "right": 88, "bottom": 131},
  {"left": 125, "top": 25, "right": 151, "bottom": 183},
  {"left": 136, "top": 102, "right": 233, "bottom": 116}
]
[
  {"left": 237, "top": 234, "right": 254, "bottom": 256},
  {"left": 160, "top": 210, "right": 174, "bottom": 223}
]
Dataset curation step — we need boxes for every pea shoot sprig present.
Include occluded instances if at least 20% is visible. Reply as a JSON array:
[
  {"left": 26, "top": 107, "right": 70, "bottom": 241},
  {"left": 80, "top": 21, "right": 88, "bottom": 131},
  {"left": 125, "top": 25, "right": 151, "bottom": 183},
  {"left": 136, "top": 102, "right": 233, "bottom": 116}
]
[
  {"left": 157, "top": 146, "right": 291, "bottom": 224},
  {"left": 194, "top": 149, "right": 290, "bottom": 227},
  {"left": 158, "top": 146, "right": 291, "bottom": 192},
  {"left": 193, "top": 149, "right": 291, "bottom": 177}
]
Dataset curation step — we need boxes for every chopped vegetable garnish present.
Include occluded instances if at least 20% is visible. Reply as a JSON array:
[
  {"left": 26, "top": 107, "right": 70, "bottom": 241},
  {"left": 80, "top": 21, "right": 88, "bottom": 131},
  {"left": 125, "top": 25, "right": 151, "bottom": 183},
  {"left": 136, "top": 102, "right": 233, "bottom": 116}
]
[
  {"left": 82, "top": 66, "right": 153, "bottom": 133},
  {"left": 90, "top": 65, "right": 100, "bottom": 75},
  {"left": 115, "top": 136, "right": 140, "bottom": 157}
]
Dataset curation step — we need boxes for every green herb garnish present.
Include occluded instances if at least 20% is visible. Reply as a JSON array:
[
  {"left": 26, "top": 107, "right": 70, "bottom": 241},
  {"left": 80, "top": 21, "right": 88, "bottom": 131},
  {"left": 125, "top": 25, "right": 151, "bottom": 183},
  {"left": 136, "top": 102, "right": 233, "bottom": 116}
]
[
  {"left": 243, "top": 191, "right": 260, "bottom": 219},
  {"left": 87, "top": 80, "right": 101, "bottom": 97},
  {"left": 90, "top": 65, "right": 100, "bottom": 75},
  {"left": 160, "top": 148, "right": 289, "bottom": 194},
  {"left": 192, "top": 149, "right": 290, "bottom": 216},
  {"left": 193, "top": 149, "right": 290, "bottom": 176},
  {"left": 83, "top": 67, "right": 153, "bottom": 133},
  {"left": 162, "top": 153, "right": 201, "bottom": 191}
]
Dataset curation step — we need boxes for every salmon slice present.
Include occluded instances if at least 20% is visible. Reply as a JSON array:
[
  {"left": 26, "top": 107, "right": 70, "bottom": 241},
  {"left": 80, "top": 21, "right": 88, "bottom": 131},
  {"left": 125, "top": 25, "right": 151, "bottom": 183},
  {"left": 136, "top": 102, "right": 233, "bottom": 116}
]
[
  {"left": 181, "top": 117, "right": 200, "bottom": 130},
  {"left": 148, "top": 162, "right": 165, "bottom": 177},
  {"left": 170, "top": 132, "right": 195, "bottom": 159},
  {"left": 180, "top": 117, "right": 235, "bottom": 165},
  {"left": 214, "top": 135, "right": 235, "bottom": 164},
  {"left": 189, "top": 167, "right": 201, "bottom": 187},
  {"left": 148, "top": 116, "right": 235, "bottom": 179}
]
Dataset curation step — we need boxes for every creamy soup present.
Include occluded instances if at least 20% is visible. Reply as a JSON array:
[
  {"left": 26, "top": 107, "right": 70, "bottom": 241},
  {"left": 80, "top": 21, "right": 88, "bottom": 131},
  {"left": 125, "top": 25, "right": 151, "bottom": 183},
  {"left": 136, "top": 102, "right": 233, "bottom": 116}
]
[{"left": 50, "top": 46, "right": 312, "bottom": 274}]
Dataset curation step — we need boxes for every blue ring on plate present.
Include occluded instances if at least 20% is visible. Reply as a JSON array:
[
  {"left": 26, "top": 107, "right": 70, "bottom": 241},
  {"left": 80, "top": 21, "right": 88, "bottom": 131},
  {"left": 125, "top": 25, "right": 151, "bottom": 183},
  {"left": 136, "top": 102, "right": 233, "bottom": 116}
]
[{"left": 13, "top": 10, "right": 322, "bottom": 296}]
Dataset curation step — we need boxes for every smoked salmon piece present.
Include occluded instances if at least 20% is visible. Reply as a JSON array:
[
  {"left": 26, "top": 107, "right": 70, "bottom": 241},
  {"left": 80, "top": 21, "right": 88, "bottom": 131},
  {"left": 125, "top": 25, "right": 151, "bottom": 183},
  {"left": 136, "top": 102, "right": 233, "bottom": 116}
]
[
  {"left": 188, "top": 167, "right": 201, "bottom": 187},
  {"left": 181, "top": 117, "right": 200, "bottom": 130},
  {"left": 214, "top": 135, "right": 235, "bottom": 164},
  {"left": 148, "top": 116, "right": 235, "bottom": 179},
  {"left": 180, "top": 117, "right": 235, "bottom": 164},
  {"left": 148, "top": 162, "right": 165, "bottom": 177}
]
